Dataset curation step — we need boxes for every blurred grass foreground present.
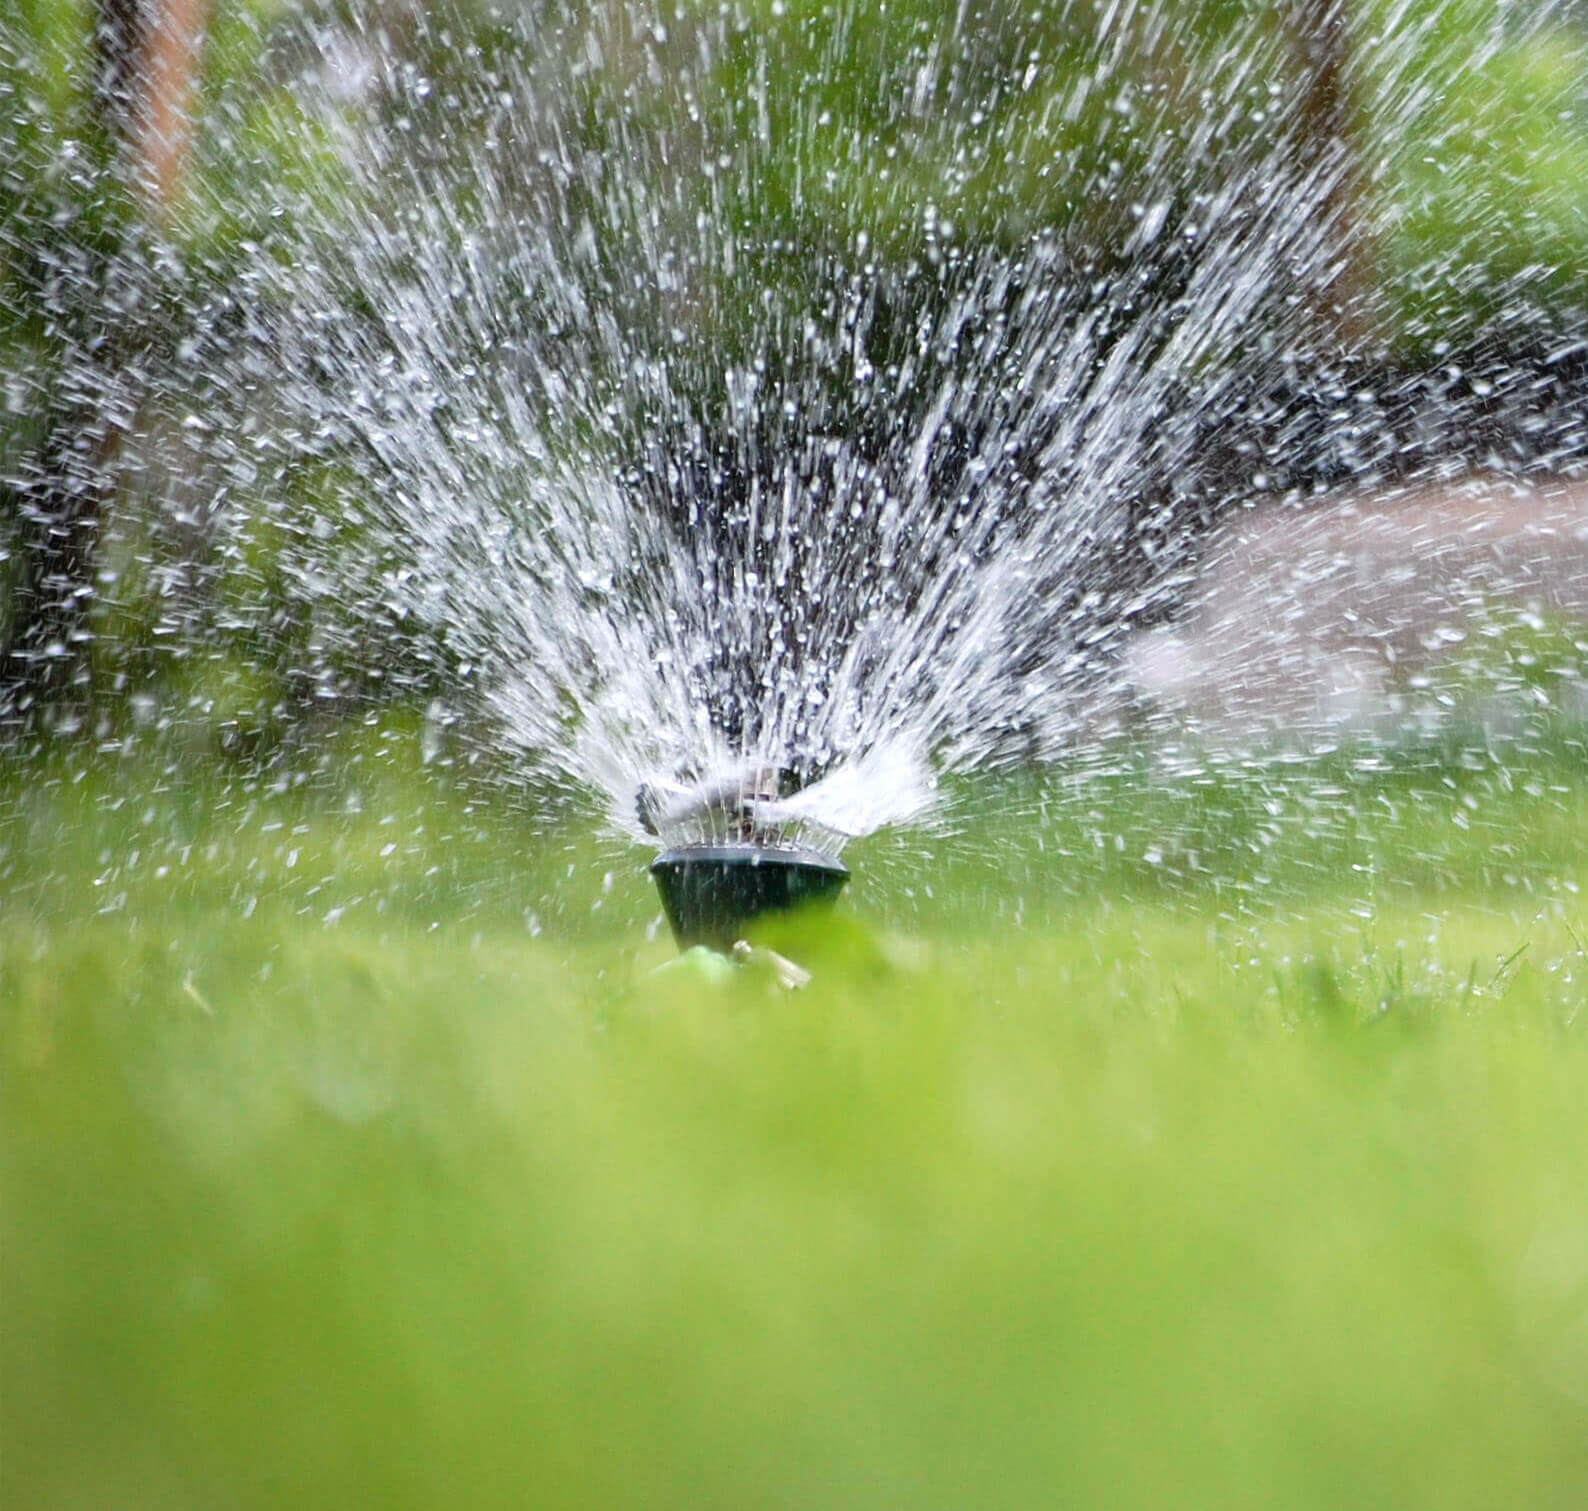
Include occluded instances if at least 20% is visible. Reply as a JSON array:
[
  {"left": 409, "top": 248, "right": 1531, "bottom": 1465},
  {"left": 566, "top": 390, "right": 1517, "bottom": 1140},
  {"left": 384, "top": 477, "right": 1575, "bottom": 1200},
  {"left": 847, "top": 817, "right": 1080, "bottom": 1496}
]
[{"left": 7, "top": 743, "right": 1588, "bottom": 1509}]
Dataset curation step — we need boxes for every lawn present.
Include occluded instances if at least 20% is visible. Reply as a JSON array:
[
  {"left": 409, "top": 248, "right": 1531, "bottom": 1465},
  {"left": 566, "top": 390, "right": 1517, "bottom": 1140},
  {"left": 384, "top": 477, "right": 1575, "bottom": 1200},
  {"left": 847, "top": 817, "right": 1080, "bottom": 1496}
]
[{"left": 5, "top": 731, "right": 1588, "bottom": 1509}]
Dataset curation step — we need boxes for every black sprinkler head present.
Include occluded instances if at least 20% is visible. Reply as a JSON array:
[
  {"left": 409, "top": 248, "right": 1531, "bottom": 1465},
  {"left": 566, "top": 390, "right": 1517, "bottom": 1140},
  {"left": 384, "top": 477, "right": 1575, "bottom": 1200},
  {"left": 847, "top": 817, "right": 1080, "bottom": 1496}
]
[{"left": 650, "top": 844, "right": 850, "bottom": 953}]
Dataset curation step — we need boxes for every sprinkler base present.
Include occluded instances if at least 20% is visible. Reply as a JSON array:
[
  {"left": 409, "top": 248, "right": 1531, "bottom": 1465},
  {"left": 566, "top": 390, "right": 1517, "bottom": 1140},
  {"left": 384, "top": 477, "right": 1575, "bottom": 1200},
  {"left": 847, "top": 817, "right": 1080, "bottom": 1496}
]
[{"left": 650, "top": 844, "right": 849, "bottom": 953}]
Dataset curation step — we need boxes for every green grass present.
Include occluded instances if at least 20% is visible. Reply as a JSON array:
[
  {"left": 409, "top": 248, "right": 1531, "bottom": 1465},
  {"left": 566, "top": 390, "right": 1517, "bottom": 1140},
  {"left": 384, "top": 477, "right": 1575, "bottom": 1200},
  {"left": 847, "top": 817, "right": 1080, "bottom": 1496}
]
[{"left": 6, "top": 737, "right": 1588, "bottom": 1509}]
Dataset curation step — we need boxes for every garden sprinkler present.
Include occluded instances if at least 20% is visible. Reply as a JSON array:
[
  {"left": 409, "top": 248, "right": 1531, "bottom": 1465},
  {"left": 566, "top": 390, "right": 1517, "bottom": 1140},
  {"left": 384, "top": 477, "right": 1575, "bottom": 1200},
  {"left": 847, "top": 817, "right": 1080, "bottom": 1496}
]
[{"left": 638, "top": 765, "right": 851, "bottom": 959}]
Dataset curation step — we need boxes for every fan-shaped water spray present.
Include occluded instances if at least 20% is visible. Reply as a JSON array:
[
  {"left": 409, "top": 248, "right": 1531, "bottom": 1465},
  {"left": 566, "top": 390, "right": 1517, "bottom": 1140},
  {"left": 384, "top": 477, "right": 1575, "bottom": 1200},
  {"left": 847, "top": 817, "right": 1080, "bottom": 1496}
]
[
  {"left": 6, "top": 0, "right": 1588, "bottom": 910},
  {"left": 257, "top": 5, "right": 1588, "bottom": 835}
]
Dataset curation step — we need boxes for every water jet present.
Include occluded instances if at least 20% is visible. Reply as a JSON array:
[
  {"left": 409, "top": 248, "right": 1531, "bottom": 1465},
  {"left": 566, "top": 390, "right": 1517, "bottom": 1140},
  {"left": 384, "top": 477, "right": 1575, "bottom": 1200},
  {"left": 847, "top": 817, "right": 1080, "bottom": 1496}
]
[{"left": 6, "top": 0, "right": 1587, "bottom": 937}]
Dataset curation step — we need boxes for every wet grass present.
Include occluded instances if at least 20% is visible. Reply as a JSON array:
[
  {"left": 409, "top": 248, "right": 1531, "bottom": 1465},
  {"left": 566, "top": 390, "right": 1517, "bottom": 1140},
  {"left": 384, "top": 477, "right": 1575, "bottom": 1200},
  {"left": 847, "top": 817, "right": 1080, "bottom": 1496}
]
[{"left": 6, "top": 737, "right": 1588, "bottom": 1509}]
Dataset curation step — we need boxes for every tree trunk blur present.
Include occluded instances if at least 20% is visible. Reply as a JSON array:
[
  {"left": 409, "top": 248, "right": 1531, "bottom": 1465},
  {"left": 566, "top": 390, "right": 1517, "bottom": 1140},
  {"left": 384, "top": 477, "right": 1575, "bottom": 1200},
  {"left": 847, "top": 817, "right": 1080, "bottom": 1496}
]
[
  {"left": 1286, "top": 0, "right": 1381, "bottom": 355},
  {"left": 0, "top": 0, "right": 206, "bottom": 741}
]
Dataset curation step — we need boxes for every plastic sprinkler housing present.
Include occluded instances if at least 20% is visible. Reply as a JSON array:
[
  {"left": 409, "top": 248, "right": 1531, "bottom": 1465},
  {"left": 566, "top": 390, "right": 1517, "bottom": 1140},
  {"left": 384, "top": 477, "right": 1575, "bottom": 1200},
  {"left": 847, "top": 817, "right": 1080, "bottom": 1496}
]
[
  {"left": 650, "top": 843, "right": 849, "bottom": 953},
  {"left": 639, "top": 763, "right": 849, "bottom": 952}
]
